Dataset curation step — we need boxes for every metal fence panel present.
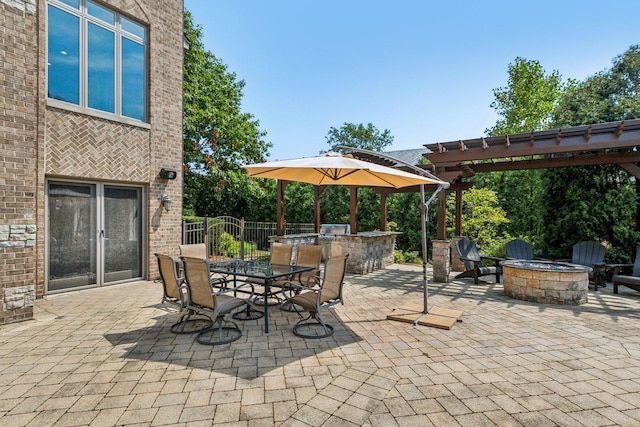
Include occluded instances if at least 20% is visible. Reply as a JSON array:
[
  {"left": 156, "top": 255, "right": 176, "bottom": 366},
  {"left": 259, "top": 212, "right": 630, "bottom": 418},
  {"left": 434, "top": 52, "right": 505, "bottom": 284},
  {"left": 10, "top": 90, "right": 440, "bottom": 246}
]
[{"left": 183, "top": 217, "right": 314, "bottom": 261}]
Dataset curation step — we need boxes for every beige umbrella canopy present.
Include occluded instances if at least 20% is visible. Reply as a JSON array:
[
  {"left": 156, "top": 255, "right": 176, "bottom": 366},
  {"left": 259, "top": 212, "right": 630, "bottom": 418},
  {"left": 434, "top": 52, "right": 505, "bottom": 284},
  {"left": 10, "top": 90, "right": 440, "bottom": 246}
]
[
  {"left": 244, "top": 150, "right": 453, "bottom": 327},
  {"left": 243, "top": 152, "right": 442, "bottom": 188}
]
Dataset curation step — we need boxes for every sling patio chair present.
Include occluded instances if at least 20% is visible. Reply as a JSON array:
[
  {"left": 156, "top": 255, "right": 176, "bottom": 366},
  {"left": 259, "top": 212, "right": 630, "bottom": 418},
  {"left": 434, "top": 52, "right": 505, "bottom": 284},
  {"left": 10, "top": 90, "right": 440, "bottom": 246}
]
[
  {"left": 232, "top": 243, "right": 294, "bottom": 320},
  {"left": 155, "top": 253, "right": 212, "bottom": 334},
  {"left": 611, "top": 244, "right": 640, "bottom": 294},
  {"left": 179, "top": 243, "right": 230, "bottom": 289},
  {"left": 285, "top": 254, "right": 349, "bottom": 339},
  {"left": 242, "top": 242, "right": 293, "bottom": 304},
  {"left": 455, "top": 237, "right": 502, "bottom": 284},
  {"left": 181, "top": 256, "right": 253, "bottom": 346},
  {"left": 179, "top": 243, "right": 207, "bottom": 259},
  {"left": 559, "top": 241, "right": 606, "bottom": 291},
  {"left": 279, "top": 244, "right": 322, "bottom": 311}
]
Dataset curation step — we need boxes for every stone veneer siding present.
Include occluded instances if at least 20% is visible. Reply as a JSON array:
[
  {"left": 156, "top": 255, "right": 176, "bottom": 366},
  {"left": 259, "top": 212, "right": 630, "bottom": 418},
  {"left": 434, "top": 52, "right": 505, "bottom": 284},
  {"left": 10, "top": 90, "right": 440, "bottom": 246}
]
[
  {"left": 271, "top": 232, "right": 398, "bottom": 274},
  {"left": 432, "top": 240, "right": 450, "bottom": 283},
  {"left": 503, "top": 262, "right": 589, "bottom": 305},
  {"left": 0, "top": 0, "right": 184, "bottom": 324}
]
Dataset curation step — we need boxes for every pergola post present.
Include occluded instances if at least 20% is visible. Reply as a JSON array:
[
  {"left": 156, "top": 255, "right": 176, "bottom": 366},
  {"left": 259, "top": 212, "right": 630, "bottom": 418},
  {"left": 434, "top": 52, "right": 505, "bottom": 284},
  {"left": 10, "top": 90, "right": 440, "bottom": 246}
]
[
  {"left": 379, "top": 192, "right": 387, "bottom": 231},
  {"left": 455, "top": 188, "right": 462, "bottom": 236},
  {"left": 314, "top": 185, "right": 325, "bottom": 233},
  {"left": 437, "top": 188, "right": 446, "bottom": 240},
  {"left": 276, "top": 180, "right": 288, "bottom": 236},
  {"left": 429, "top": 185, "right": 450, "bottom": 283},
  {"left": 350, "top": 187, "right": 358, "bottom": 234}
]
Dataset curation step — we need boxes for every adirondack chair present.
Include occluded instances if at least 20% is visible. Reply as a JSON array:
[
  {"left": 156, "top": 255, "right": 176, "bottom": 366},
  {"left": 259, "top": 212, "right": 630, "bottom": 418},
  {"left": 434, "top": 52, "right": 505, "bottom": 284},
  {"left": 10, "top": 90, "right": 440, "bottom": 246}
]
[
  {"left": 505, "top": 239, "right": 534, "bottom": 260},
  {"left": 612, "top": 244, "right": 640, "bottom": 294},
  {"left": 565, "top": 241, "right": 606, "bottom": 291},
  {"left": 455, "top": 238, "right": 502, "bottom": 284},
  {"left": 505, "top": 239, "right": 548, "bottom": 261}
]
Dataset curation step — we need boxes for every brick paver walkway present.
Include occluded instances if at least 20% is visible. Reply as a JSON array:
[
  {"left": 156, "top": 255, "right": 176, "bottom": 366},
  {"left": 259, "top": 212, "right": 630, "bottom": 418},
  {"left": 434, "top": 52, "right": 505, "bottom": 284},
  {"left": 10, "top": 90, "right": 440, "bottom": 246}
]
[{"left": 1, "top": 264, "right": 640, "bottom": 426}]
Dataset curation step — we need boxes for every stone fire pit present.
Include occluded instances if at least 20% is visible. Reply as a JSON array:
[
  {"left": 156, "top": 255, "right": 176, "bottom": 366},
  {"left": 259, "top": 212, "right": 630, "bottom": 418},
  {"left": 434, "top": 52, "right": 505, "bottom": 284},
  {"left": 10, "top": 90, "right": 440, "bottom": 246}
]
[{"left": 502, "top": 260, "right": 589, "bottom": 305}]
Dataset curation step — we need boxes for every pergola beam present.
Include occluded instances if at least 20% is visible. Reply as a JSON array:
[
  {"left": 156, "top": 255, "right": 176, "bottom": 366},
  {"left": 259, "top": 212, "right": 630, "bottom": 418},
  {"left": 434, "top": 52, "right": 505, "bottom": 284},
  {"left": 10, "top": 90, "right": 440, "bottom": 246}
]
[
  {"left": 469, "top": 150, "right": 640, "bottom": 173},
  {"left": 424, "top": 119, "right": 640, "bottom": 166},
  {"left": 426, "top": 130, "right": 640, "bottom": 164},
  {"left": 619, "top": 163, "right": 640, "bottom": 180}
]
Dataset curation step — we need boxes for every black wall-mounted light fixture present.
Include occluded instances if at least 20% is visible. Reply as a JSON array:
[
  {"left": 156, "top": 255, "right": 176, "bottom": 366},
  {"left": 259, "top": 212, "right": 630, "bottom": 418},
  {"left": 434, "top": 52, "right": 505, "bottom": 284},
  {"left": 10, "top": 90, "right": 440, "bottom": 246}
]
[{"left": 160, "top": 168, "right": 177, "bottom": 180}]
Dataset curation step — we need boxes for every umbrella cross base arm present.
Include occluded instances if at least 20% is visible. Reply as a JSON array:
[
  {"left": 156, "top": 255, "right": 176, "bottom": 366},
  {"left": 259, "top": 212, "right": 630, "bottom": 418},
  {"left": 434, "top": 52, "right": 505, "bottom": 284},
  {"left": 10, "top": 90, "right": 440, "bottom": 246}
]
[{"left": 387, "top": 303, "right": 463, "bottom": 330}]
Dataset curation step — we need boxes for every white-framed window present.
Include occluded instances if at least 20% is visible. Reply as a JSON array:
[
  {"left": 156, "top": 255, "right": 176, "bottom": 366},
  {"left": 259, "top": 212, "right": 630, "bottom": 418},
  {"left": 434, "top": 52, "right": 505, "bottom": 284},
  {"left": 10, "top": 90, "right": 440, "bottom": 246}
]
[{"left": 47, "top": 0, "right": 147, "bottom": 122}]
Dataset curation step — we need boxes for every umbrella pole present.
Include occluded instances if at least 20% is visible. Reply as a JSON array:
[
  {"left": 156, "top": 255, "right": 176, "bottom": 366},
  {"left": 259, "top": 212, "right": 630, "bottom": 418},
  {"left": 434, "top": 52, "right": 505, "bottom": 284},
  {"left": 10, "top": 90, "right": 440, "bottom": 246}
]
[
  {"left": 385, "top": 183, "right": 462, "bottom": 329},
  {"left": 420, "top": 184, "right": 429, "bottom": 316},
  {"left": 414, "top": 184, "right": 446, "bottom": 325}
]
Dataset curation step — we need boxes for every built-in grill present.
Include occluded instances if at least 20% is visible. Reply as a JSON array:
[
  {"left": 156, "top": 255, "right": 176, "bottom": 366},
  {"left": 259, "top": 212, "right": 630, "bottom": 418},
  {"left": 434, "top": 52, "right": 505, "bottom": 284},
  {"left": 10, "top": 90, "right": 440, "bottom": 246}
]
[{"left": 319, "top": 224, "right": 350, "bottom": 235}]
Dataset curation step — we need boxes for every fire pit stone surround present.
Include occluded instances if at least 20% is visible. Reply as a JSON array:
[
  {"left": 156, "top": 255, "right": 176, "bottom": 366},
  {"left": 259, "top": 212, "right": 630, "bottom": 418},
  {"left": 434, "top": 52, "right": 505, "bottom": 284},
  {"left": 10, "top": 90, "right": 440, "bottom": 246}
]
[{"left": 502, "top": 260, "right": 589, "bottom": 305}]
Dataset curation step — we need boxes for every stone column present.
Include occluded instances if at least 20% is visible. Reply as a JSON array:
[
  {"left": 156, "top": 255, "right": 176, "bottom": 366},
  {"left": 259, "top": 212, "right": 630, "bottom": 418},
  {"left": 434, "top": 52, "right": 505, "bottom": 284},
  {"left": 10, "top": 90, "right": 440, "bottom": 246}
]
[
  {"left": 449, "top": 236, "right": 466, "bottom": 273},
  {"left": 432, "top": 240, "right": 450, "bottom": 283}
]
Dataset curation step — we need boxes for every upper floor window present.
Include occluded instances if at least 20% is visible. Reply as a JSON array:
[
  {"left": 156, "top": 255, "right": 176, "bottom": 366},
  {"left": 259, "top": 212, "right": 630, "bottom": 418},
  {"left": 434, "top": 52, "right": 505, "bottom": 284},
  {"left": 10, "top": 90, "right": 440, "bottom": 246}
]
[{"left": 47, "top": 0, "right": 147, "bottom": 122}]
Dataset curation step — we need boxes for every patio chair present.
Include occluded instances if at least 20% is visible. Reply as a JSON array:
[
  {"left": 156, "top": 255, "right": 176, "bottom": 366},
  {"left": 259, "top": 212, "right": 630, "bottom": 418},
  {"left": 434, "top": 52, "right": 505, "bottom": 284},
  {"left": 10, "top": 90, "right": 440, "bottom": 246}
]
[
  {"left": 455, "top": 238, "right": 502, "bottom": 284},
  {"left": 505, "top": 239, "right": 534, "bottom": 260},
  {"left": 568, "top": 241, "right": 606, "bottom": 291},
  {"left": 231, "top": 243, "right": 294, "bottom": 320},
  {"left": 270, "top": 242, "right": 294, "bottom": 265},
  {"left": 286, "top": 254, "right": 349, "bottom": 339},
  {"left": 242, "top": 242, "right": 294, "bottom": 307},
  {"left": 179, "top": 243, "right": 207, "bottom": 259},
  {"left": 612, "top": 244, "right": 640, "bottom": 294},
  {"left": 181, "top": 256, "right": 252, "bottom": 346},
  {"left": 279, "top": 244, "right": 322, "bottom": 311},
  {"left": 155, "top": 253, "right": 212, "bottom": 334},
  {"left": 179, "top": 243, "right": 229, "bottom": 289}
]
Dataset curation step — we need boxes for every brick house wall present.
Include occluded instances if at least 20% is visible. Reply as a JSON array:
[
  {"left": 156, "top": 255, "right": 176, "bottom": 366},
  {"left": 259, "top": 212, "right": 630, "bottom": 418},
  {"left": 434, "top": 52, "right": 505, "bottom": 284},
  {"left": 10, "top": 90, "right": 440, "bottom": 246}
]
[
  {"left": 0, "top": 0, "right": 184, "bottom": 324},
  {"left": 0, "top": 0, "right": 39, "bottom": 324}
]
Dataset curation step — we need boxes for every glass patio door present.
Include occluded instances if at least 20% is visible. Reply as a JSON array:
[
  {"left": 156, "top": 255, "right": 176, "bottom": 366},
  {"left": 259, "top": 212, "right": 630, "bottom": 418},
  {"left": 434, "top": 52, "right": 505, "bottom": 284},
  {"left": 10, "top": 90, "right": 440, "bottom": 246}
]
[
  {"left": 47, "top": 181, "right": 144, "bottom": 292},
  {"left": 47, "top": 182, "right": 98, "bottom": 291},
  {"left": 103, "top": 186, "right": 142, "bottom": 283}
]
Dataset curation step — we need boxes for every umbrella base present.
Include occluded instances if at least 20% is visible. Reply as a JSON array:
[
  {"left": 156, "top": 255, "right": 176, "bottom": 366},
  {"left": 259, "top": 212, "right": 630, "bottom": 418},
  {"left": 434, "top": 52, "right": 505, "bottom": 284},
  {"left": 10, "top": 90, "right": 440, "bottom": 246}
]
[{"left": 387, "top": 303, "right": 463, "bottom": 330}]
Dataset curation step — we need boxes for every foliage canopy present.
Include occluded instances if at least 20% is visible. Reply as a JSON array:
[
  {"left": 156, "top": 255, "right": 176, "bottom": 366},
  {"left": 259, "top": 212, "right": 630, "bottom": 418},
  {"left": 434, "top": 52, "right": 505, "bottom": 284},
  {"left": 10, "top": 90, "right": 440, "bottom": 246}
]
[{"left": 182, "top": 11, "right": 272, "bottom": 219}]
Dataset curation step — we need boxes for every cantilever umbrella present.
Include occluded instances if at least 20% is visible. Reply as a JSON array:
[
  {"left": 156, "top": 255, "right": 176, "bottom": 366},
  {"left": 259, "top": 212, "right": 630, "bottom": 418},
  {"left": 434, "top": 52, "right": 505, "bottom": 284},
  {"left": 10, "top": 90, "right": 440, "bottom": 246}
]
[
  {"left": 244, "top": 151, "right": 460, "bottom": 329},
  {"left": 243, "top": 152, "right": 440, "bottom": 189}
]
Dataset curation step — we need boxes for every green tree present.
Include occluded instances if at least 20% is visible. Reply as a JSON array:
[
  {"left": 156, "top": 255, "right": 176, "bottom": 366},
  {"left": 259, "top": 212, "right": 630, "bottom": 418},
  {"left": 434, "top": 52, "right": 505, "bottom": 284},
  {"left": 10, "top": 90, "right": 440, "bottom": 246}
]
[
  {"left": 475, "top": 170, "right": 545, "bottom": 247},
  {"left": 543, "top": 45, "right": 640, "bottom": 260},
  {"left": 325, "top": 122, "right": 393, "bottom": 152},
  {"left": 553, "top": 45, "right": 640, "bottom": 126},
  {"left": 283, "top": 182, "right": 315, "bottom": 224},
  {"left": 486, "top": 57, "right": 564, "bottom": 135},
  {"left": 448, "top": 188, "right": 510, "bottom": 256},
  {"left": 540, "top": 166, "right": 637, "bottom": 260},
  {"left": 481, "top": 57, "right": 563, "bottom": 244},
  {"left": 182, "top": 11, "right": 272, "bottom": 218},
  {"left": 388, "top": 191, "right": 437, "bottom": 255},
  {"left": 317, "top": 122, "right": 393, "bottom": 232}
]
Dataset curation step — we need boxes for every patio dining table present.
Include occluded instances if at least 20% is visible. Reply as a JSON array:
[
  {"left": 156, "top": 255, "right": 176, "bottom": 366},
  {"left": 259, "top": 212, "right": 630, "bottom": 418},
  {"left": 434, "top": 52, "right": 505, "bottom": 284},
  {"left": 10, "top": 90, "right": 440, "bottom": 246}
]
[{"left": 209, "top": 260, "right": 314, "bottom": 334}]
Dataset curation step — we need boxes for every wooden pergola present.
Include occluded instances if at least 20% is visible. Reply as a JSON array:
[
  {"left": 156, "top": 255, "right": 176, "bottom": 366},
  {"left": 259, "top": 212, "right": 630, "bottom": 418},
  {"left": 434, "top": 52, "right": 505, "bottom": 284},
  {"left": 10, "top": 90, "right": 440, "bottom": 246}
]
[{"left": 422, "top": 118, "right": 640, "bottom": 239}]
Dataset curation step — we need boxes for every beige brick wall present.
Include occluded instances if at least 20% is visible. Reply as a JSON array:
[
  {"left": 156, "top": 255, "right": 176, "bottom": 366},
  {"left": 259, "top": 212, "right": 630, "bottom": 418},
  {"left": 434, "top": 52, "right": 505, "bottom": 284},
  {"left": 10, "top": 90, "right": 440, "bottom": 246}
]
[
  {"left": 0, "top": 0, "right": 184, "bottom": 324},
  {"left": 0, "top": 1, "right": 39, "bottom": 323}
]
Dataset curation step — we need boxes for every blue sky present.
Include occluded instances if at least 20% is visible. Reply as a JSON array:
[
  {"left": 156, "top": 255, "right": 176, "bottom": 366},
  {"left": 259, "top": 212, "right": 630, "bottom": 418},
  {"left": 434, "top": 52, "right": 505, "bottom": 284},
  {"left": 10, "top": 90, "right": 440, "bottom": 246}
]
[{"left": 184, "top": 1, "right": 638, "bottom": 161}]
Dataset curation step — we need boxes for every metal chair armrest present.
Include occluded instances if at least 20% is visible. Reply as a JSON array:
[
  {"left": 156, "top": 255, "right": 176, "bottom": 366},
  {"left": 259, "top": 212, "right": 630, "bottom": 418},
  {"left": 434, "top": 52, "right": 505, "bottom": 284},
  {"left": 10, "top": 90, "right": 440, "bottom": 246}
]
[{"left": 212, "top": 281, "right": 255, "bottom": 299}]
